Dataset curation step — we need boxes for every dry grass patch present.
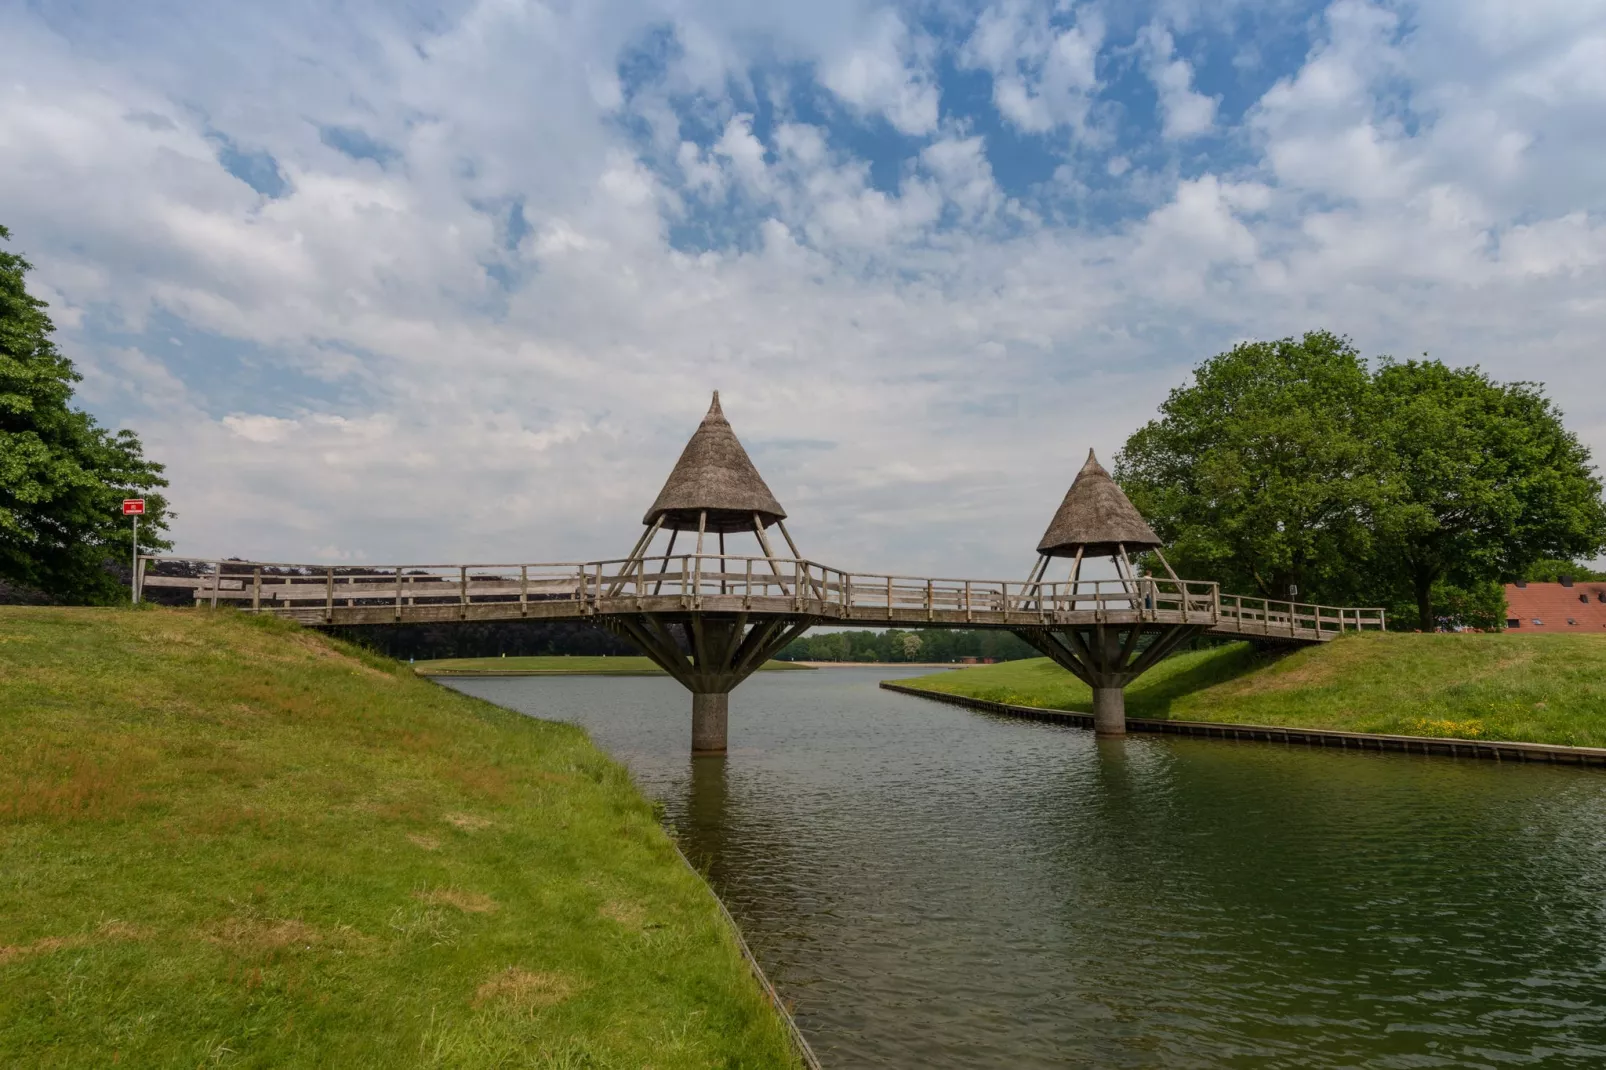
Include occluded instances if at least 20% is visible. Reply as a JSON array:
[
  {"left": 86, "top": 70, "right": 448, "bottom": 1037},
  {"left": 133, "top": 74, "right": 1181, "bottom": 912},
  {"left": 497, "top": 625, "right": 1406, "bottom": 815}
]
[
  {"left": 416, "top": 889, "right": 498, "bottom": 914},
  {"left": 0, "top": 747, "right": 152, "bottom": 824},
  {"left": 197, "top": 917, "right": 367, "bottom": 956},
  {"left": 600, "top": 900, "right": 647, "bottom": 928},
  {"left": 0, "top": 920, "right": 151, "bottom": 965},
  {"left": 407, "top": 832, "right": 442, "bottom": 850},
  {"left": 444, "top": 812, "right": 492, "bottom": 831},
  {"left": 472, "top": 967, "right": 576, "bottom": 1009}
]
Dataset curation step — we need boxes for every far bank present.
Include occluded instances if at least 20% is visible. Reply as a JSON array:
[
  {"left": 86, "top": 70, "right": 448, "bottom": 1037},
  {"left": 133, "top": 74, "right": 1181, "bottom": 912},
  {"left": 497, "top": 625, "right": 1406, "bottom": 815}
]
[{"left": 893, "top": 632, "right": 1606, "bottom": 749}]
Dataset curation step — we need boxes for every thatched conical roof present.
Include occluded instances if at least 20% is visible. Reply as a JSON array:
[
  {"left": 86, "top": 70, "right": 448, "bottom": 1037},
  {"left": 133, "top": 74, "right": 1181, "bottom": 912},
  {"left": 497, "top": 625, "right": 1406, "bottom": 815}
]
[
  {"left": 1036, "top": 449, "right": 1161, "bottom": 557},
  {"left": 643, "top": 392, "right": 787, "bottom": 533}
]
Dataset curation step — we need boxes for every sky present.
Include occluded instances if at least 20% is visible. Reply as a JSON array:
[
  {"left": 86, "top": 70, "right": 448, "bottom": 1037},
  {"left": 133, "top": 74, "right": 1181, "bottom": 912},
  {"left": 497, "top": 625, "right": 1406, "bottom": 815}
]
[{"left": 4, "top": 0, "right": 1605, "bottom": 579}]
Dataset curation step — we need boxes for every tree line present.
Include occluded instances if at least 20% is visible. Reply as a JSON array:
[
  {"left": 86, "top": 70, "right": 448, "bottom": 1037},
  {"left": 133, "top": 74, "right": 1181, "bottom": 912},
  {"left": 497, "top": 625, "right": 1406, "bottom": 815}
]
[
  {"left": 775, "top": 628, "right": 1036, "bottom": 663},
  {"left": 1116, "top": 332, "right": 1606, "bottom": 631}
]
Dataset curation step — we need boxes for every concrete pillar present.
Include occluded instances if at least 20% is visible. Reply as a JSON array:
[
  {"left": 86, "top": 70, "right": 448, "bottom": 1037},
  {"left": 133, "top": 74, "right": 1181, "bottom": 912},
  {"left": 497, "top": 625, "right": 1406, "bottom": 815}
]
[
  {"left": 1093, "top": 686, "right": 1126, "bottom": 737},
  {"left": 691, "top": 692, "right": 729, "bottom": 754}
]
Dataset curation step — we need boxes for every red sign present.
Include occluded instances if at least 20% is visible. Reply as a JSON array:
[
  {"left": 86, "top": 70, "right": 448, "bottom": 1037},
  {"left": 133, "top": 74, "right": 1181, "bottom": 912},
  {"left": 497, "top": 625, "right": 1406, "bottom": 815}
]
[{"left": 122, "top": 499, "right": 146, "bottom": 516}]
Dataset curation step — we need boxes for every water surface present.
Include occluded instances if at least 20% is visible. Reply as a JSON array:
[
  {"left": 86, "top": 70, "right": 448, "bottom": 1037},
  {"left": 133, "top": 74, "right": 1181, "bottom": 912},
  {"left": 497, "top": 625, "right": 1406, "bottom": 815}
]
[{"left": 447, "top": 668, "right": 1606, "bottom": 1068}]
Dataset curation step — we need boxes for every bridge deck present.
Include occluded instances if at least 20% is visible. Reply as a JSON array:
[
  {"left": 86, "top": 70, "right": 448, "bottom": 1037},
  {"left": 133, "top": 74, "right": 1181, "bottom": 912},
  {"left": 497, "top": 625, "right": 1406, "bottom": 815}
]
[{"left": 139, "top": 554, "right": 1385, "bottom": 644}]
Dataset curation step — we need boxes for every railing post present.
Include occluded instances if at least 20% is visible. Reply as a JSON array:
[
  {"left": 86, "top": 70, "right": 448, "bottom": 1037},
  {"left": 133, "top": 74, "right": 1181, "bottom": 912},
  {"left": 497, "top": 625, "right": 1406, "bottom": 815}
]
[
  {"left": 794, "top": 559, "right": 803, "bottom": 611},
  {"left": 520, "top": 565, "right": 529, "bottom": 617},
  {"left": 325, "top": 566, "right": 334, "bottom": 623},
  {"left": 887, "top": 575, "right": 894, "bottom": 615},
  {"left": 459, "top": 566, "right": 468, "bottom": 619},
  {"left": 252, "top": 566, "right": 262, "bottom": 613},
  {"left": 844, "top": 572, "right": 852, "bottom": 617},
  {"left": 745, "top": 557, "right": 752, "bottom": 610},
  {"left": 395, "top": 566, "right": 404, "bottom": 621},
  {"left": 595, "top": 562, "right": 604, "bottom": 612},
  {"left": 926, "top": 578, "right": 933, "bottom": 621},
  {"left": 965, "top": 580, "right": 972, "bottom": 622}
]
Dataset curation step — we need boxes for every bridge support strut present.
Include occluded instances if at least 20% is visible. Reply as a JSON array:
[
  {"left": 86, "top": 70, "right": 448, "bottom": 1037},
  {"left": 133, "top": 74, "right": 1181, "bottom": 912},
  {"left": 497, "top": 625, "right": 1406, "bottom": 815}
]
[
  {"left": 1015, "top": 622, "right": 1204, "bottom": 737},
  {"left": 606, "top": 612, "right": 813, "bottom": 755}
]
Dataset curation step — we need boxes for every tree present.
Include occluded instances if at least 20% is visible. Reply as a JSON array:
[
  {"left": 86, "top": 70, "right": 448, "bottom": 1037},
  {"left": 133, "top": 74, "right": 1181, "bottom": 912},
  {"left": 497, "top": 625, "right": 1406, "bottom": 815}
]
[
  {"left": 1115, "top": 332, "right": 1379, "bottom": 603},
  {"left": 0, "top": 225, "right": 170, "bottom": 602},
  {"left": 1115, "top": 332, "right": 1606, "bottom": 631},
  {"left": 1370, "top": 360, "right": 1606, "bottom": 630}
]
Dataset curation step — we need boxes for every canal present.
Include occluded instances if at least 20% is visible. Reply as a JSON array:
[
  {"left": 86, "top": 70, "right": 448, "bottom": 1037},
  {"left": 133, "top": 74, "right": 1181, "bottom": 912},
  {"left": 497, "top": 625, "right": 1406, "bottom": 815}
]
[{"left": 445, "top": 667, "right": 1606, "bottom": 1068}]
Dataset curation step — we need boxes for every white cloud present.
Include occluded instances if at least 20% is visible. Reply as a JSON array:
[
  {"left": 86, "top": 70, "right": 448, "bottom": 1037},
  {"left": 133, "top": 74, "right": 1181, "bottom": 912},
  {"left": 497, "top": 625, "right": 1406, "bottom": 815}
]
[
  {"left": 819, "top": 11, "right": 940, "bottom": 136},
  {"left": 1141, "top": 23, "right": 1218, "bottom": 140},
  {"left": 962, "top": 1, "right": 1104, "bottom": 135}
]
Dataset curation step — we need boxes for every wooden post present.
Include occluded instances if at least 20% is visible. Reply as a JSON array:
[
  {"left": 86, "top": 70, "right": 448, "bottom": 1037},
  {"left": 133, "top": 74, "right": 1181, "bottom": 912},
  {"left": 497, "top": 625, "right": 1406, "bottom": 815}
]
[
  {"left": 925, "top": 579, "right": 933, "bottom": 621},
  {"left": 694, "top": 511, "right": 706, "bottom": 609},
  {"left": 325, "top": 567, "right": 334, "bottom": 622},
  {"left": 211, "top": 562, "right": 223, "bottom": 609},
  {"left": 520, "top": 565, "right": 529, "bottom": 616},
  {"left": 744, "top": 557, "right": 752, "bottom": 610},
  {"left": 719, "top": 531, "right": 727, "bottom": 594},
  {"left": 652, "top": 528, "right": 679, "bottom": 596},
  {"left": 459, "top": 566, "right": 468, "bottom": 619},
  {"left": 887, "top": 575, "right": 894, "bottom": 615},
  {"left": 252, "top": 567, "right": 262, "bottom": 613},
  {"left": 965, "top": 580, "right": 972, "bottom": 622},
  {"left": 752, "top": 513, "right": 789, "bottom": 597}
]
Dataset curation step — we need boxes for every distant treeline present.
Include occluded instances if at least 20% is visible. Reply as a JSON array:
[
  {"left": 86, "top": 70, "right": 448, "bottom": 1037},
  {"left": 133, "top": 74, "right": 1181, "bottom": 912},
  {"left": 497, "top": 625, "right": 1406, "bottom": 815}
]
[
  {"left": 327, "top": 620, "right": 1042, "bottom": 664},
  {"left": 775, "top": 628, "right": 1036, "bottom": 663},
  {"left": 329, "top": 620, "right": 637, "bottom": 660}
]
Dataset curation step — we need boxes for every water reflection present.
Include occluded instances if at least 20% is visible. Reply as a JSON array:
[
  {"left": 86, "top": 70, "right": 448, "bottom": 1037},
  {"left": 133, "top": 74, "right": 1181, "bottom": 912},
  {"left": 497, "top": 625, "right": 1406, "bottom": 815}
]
[{"left": 448, "top": 669, "right": 1606, "bottom": 1068}]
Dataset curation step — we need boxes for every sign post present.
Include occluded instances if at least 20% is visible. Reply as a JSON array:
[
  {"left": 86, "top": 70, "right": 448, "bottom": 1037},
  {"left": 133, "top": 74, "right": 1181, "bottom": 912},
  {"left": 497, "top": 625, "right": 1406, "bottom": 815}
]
[{"left": 123, "top": 499, "right": 146, "bottom": 603}]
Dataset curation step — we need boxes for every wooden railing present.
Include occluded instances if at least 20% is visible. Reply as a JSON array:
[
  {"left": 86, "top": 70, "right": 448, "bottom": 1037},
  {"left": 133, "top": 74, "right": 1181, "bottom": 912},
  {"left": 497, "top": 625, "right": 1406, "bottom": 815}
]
[{"left": 135, "top": 554, "right": 1385, "bottom": 637}]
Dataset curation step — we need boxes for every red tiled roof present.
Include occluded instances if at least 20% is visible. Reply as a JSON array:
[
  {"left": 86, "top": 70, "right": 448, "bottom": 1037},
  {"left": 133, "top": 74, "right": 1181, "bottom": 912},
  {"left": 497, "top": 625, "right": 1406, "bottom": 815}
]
[{"left": 1504, "top": 583, "right": 1606, "bottom": 631}]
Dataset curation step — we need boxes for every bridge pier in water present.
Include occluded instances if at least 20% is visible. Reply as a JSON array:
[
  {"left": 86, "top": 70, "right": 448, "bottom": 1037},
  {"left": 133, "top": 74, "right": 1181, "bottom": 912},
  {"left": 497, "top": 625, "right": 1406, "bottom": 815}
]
[
  {"left": 691, "top": 693, "right": 728, "bottom": 754},
  {"left": 609, "top": 612, "right": 813, "bottom": 754},
  {"left": 1017, "top": 622, "right": 1205, "bottom": 736}
]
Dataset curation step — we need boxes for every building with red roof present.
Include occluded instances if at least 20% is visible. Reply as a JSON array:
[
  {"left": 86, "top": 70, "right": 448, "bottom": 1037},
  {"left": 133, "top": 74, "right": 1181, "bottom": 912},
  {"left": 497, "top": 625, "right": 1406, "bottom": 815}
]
[{"left": 1504, "top": 580, "right": 1606, "bottom": 632}]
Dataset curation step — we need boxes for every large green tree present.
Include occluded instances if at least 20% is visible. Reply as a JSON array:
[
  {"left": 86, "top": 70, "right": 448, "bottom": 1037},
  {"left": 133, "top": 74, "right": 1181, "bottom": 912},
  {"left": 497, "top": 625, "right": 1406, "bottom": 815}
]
[
  {"left": 0, "top": 225, "right": 170, "bottom": 602},
  {"left": 1114, "top": 332, "right": 1606, "bottom": 631},
  {"left": 1115, "top": 331, "right": 1379, "bottom": 603},
  {"left": 1371, "top": 360, "right": 1606, "bottom": 630}
]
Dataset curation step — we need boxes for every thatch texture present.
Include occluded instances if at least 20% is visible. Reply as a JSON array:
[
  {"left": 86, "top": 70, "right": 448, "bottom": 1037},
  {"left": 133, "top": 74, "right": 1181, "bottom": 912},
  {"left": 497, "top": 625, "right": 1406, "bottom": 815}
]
[
  {"left": 1036, "top": 450, "right": 1162, "bottom": 557},
  {"left": 643, "top": 393, "right": 788, "bottom": 533}
]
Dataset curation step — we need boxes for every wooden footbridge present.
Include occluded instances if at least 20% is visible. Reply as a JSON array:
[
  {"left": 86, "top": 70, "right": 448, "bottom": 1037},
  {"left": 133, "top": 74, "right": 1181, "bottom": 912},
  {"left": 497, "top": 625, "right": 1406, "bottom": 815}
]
[{"left": 141, "top": 394, "right": 1384, "bottom": 749}]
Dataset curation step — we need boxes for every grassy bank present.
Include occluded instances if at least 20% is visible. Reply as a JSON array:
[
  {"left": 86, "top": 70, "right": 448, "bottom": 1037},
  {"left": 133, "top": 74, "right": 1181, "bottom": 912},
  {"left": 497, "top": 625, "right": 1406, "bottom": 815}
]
[
  {"left": 0, "top": 607, "right": 799, "bottom": 1068},
  {"left": 898, "top": 633, "right": 1606, "bottom": 748},
  {"left": 414, "top": 655, "right": 811, "bottom": 676}
]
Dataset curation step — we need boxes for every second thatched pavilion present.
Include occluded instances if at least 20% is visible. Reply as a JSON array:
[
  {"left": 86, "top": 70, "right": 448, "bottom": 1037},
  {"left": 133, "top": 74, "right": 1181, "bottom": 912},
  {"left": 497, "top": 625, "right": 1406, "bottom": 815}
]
[{"left": 1014, "top": 450, "right": 1205, "bottom": 736}]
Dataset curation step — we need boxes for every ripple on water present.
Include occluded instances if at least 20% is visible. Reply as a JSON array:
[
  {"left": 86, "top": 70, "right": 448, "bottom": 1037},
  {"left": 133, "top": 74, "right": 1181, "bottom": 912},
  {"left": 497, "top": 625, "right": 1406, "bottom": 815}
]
[{"left": 448, "top": 669, "right": 1606, "bottom": 1068}]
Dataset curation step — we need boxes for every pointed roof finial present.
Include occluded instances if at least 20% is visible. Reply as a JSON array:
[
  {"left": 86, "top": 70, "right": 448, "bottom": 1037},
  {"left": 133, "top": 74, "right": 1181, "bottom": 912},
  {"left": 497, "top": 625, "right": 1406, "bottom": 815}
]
[
  {"left": 643, "top": 392, "right": 787, "bottom": 533},
  {"left": 1035, "top": 449, "right": 1162, "bottom": 557}
]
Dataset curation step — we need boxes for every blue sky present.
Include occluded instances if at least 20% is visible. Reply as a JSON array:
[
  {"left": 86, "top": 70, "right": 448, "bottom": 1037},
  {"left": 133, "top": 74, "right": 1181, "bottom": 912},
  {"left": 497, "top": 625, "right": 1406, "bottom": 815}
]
[{"left": 4, "top": 0, "right": 1606, "bottom": 574}]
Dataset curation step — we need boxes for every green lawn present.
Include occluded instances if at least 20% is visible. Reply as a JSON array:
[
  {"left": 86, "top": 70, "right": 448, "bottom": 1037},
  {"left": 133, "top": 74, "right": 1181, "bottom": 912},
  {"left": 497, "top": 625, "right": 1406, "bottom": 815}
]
[
  {"left": 898, "top": 632, "right": 1606, "bottom": 748},
  {"left": 0, "top": 607, "right": 799, "bottom": 1068},
  {"left": 414, "top": 655, "right": 812, "bottom": 676}
]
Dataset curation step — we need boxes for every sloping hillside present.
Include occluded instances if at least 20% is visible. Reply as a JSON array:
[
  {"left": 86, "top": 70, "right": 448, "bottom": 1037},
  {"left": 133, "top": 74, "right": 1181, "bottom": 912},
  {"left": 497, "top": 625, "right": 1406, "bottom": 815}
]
[
  {"left": 0, "top": 607, "right": 797, "bottom": 1068},
  {"left": 901, "top": 633, "right": 1606, "bottom": 747}
]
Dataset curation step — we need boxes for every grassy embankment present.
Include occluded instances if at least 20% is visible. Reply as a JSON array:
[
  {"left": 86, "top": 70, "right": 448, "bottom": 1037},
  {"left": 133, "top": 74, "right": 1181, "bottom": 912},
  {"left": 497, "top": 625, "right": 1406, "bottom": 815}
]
[
  {"left": 416, "top": 655, "right": 810, "bottom": 676},
  {"left": 0, "top": 607, "right": 799, "bottom": 1068},
  {"left": 899, "top": 632, "right": 1606, "bottom": 748}
]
